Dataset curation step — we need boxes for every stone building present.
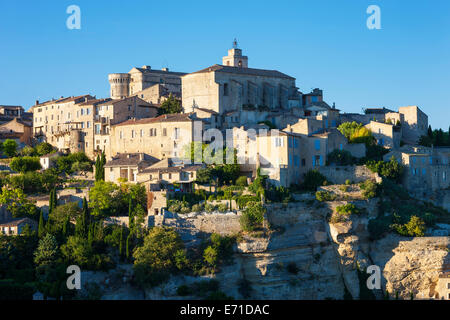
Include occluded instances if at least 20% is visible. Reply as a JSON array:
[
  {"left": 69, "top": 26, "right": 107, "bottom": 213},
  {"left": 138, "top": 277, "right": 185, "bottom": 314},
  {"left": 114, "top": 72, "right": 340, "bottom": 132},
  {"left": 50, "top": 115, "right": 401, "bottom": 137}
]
[
  {"left": 398, "top": 105, "right": 428, "bottom": 144},
  {"left": 108, "top": 66, "right": 186, "bottom": 101},
  {"left": 0, "top": 105, "right": 33, "bottom": 125},
  {"left": 136, "top": 158, "right": 204, "bottom": 193},
  {"left": 109, "top": 113, "right": 203, "bottom": 160},
  {"left": 91, "top": 96, "right": 158, "bottom": 158},
  {"left": 104, "top": 153, "right": 159, "bottom": 184},
  {"left": 0, "top": 218, "right": 37, "bottom": 235},
  {"left": 31, "top": 95, "right": 157, "bottom": 158},
  {"left": 182, "top": 43, "right": 301, "bottom": 129},
  {"left": 0, "top": 118, "right": 33, "bottom": 145},
  {"left": 383, "top": 146, "right": 450, "bottom": 196},
  {"left": 365, "top": 120, "right": 402, "bottom": 149}
]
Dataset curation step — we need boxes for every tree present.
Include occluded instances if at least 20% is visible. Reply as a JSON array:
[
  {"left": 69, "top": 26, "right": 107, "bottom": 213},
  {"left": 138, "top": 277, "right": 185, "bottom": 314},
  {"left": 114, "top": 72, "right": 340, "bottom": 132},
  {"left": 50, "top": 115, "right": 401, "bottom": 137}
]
[
  {"left": 2, "top": 139, "right": 17, "bottom": 157},
  {"left": 88, "top": 181, "right": 120, "bottom": 216},
  {"left": 38, "top": 210, "right": 46, "bottom": 238},
  {"left": 75, "top": 197, "right": 89, "bottom": 238},
  {"left": 239, "top": 202, "right": 266, "bottom": 232},
  {"left": 34, "top": 233, "right": 59, "bottom": 266},
  {"left": 132, "top": 227, "right": 185, "bottom": 287},
  {"left": 60, "top": 236, "right": 92, "bottom": 267},
  {"left": 203, "top": 246, "right": 218, "bottom": 267},
  {"left": 157, "top": 94, "right": 183, "bottom": 115},
  {"left": 36, "top": 142, "right": 54, "bottom": 156}
]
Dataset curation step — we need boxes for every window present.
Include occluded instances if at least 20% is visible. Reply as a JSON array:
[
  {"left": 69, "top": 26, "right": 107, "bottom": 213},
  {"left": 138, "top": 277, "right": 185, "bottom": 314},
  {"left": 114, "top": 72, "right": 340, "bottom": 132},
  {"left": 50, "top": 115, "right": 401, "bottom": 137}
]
[
  {"left": 339, "top": 143, "right": 343, "bottom": 151},
  {"left": 422, "top": 168, "right": 426, "bottom": 176},
  {"left": 429, "top": 157, "right": 433, "bottom": 165},
  {"left": 163, "top": 128, "right": 167, "bottom": 136},
  {"left": 140, "top": 129, "right": 144, "bottom": 137},
  {"left": 87, "top": 121, "right": 91, "bottom": 128},
  {"left": 131, "top": 130, "right": 135, "bottom": 138},
  {"left": 120, "top": 131, "right": 123, "bottom": 139},
  {"left": 224, "top": 83, "right": 229, "bottom": 96},
  {"left": 315, "top": 140, "right": 320, "bottom": 150},
  {"left": 174, "top": 128, "right": 180, "bottom": 139},
  {"left": 301, "top": 158, "right": 306, "bottom": 166},
  {"left": 81, "top": 109, "right": 84, "bottom": 116},
  {"left": 444, "top": 171, "right": 447, "bottom": 181},
  {"left": 288, "top": 137, "right": 293, "bottom": 148},
  {"left": 81, "top": 122, "right": 85, "bottom": 129},
  {"left": 86, "top": 108, "right": 90, "bottom": 115},
  {"left": 294, "top": 138, "right": 299, "bottom": 148},
  {"left": 128, "top": 105, "right": 132, "bottom": 111},
  {"left": 95, "top": 124, "right": 101, "bottom": 134},
  {"left": 275, "top": 137, "right": 283, "bottom": 147}
]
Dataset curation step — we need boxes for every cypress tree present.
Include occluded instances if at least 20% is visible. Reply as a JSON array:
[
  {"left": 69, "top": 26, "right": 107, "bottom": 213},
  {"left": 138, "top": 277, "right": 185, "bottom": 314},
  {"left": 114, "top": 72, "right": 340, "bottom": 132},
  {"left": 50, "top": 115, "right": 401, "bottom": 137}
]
[
  {"left": 48, "top": 189, "right": 54, "bottom": 215},
  {"left": 94, "top": 154, "right": 101, "bottom": 181},
  {"left": 62, "top": 215, "right": 69, "bottom": 238},
  {"left": 38, "top": 210, "right": 46, "bottom": 238},
  {"left": 126, "top": 234, "right": 132, "bottom": 259},
  {"left": 128, "top": 197, "right": 134, "bottom": 231},
  {"left": 119, "top": 226, "right": 123, "bottom": 257},
  {"left": 100, "top": 151, "right": 106, "bottom": 181},
  {"left": 427, "top": 125, "right": 433, "bottom": 138},
  {"left": 52, "top": 188, "right": 57, "bottom": 211},
  {"left": 76, "top": 197, "right": 89, "bottom": 238}
]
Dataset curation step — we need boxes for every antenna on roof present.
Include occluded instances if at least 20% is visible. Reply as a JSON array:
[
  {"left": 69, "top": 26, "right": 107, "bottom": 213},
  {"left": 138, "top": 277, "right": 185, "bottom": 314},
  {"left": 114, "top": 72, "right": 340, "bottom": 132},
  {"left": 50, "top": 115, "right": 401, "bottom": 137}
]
[{"left": 233, "top": 38, "right": 238, "bottom": 49}]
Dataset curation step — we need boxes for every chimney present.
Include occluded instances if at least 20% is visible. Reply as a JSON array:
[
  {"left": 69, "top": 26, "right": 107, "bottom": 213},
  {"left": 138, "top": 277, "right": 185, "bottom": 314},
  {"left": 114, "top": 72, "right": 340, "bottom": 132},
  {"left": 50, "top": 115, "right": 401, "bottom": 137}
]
[
  {"left": 162, "top": 67, "right": 169, "bottom": 72},
  {"left": 84, "top": 97, "right": 88, "bottom": 102},
  {"left": 35, "top": 100, "right": 39, "bottom": 105}
]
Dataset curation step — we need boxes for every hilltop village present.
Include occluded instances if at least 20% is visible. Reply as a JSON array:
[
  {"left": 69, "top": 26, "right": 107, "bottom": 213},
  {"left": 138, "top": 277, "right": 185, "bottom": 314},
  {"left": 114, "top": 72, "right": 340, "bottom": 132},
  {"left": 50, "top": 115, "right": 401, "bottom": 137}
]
[{"left": 0, "top": 41, "right": 449, "bottom": 300}]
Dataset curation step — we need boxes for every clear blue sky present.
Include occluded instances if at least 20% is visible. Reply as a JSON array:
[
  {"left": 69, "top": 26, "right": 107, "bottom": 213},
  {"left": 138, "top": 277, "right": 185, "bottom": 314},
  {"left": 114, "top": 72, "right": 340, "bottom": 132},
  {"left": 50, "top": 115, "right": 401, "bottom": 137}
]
[{"left": 0, "top": 0, "right": 449, "bottom": 129}]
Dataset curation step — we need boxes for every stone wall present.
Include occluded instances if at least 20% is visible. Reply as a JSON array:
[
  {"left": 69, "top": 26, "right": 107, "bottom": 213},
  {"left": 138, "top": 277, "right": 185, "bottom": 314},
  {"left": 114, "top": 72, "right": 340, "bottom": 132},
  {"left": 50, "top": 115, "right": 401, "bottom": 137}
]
[{"left": 319, "top": 165, "right": 381, "bottom": 184}]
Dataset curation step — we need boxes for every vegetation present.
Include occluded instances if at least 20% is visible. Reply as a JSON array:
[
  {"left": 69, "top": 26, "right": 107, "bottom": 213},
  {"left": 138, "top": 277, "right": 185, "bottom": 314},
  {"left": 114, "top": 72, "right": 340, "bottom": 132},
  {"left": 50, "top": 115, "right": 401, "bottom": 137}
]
[
  {"left": 338, "top": 122, "right": 375, "bottom": 145},
  {"left": 10, "top": 156, "right": 41, "bottom": 173},
  {"left": 359, "top": 180, "right": 378, "bottom": 199},
  {"left": 315, "top": 191, "right": 336, "bottom": 202},
  {"left": 239, "top": 201, "right": 265, "bottom": 232},
  {"left": 157, "top": 94, "right": 183, "bottom": 115},
  {"left": 302, "top": 170, "right": 328, "bottom": 191},
  {"left": 327, "top": 150, "right": 355, "bottom": 166},
  {"left": 2, "top": 139, "right": 18, "bottom": 157},
  {"left": 418, "top": 126, "right": 450, "bottom": 147},
  {"left": 366, "top": 156, "right": 404, "bottom": 183}
]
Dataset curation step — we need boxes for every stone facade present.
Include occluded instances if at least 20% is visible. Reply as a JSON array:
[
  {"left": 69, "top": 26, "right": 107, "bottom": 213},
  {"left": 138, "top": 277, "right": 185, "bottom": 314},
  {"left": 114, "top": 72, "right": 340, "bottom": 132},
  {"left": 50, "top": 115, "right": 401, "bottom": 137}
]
[
  {"left": 109, "top": 66, "right": 185, "bottom": 100},
  {"left": 109, "top": 113, "right": 203, "bottom": 160},
  {"left": 0, "top": 118, "right": 32, "bottom": 145}
]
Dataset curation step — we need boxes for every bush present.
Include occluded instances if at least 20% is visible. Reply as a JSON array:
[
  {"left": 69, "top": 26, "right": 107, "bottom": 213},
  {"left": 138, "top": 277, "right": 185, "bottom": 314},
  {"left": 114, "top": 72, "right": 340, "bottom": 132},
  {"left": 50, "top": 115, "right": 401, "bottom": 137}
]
[
  {"left": 191, "top": 204, "right": 203, "bottom": 213},
  {"left": 302, "top": 170, "right": 328, "bottom": 191},
  {"left": 36, "top": 142, "right": 55, "bottom": 156},
  {"left": 10, "top": 156, "right": 41, "bottom": 173},
  {"left": 345, "top": 179, "right": 351, "bottom": 185},
  {"left": 366, "top": 156, "right": 404, "bottom": 182},
  {"left": 391, "top": 215, "right": 426, "bottom": 237},
  {"left": 205, "top": 203, "right": 216, "bottom": 213},
  {"left": 236, "top": 176, "right": 248, "bottom": 187},
  {"left": 327, "top": 150, "right": 355, "bottom": 166},
  {"left": 315, "top": 191, "right": 336, "bottom": 202},
  {"left": 359, "top": 180, "right": 378, "bottom": 199},
  {"left": 236, "top": 195, "right": 259, "bottom": 209},
  {"left": 336, "top": 203, "right": 360, "bottom": 216},
  {"left": 339, "top": 185, "right": 350, "bottom": 192},
  {"left": 217, "top": 203, "right": 229, "bottom": 213},
  {"left": 240, "top": 202, "right": 265, "bottom": 232}
]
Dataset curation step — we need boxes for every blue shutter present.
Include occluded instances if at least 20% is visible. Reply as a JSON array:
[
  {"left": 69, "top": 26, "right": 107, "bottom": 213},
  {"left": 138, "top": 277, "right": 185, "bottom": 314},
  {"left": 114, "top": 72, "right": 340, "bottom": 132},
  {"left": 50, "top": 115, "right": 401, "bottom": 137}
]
[
  {"left": 319, "top": 155, "right": 323, "bottom": 166},
  {"left": 312, "top": 156, "right": 315, "bottom": 166}
]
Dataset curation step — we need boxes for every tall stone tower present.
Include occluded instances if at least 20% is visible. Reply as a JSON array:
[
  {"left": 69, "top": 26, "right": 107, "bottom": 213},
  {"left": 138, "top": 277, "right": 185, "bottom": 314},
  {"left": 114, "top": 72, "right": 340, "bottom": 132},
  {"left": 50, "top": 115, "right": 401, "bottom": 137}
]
[
  {"left": 108, "top": 73, "right": 131, "bottom": 99},
  {"left": 222, "top": 39, "right": 248, "bottom": 68}
]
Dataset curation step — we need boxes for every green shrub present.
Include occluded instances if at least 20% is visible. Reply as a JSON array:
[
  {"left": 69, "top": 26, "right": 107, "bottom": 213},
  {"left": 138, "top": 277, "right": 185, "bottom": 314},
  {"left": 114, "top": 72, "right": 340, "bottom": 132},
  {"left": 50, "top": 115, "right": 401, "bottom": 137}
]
[
  {"left": 236, "top": 195, "right": 259, "bottom": 209},
  {"left": 315, "top": 191, "right": 336, "bottom": 202},
  {"left": 336, "top": 203, "right": 360, "bottom": 216},
  {"left": 339, "top": 185, "right": 350, "bottom": 192},
  {"left": 239, "top": 202, "right": 265, "bottom": 232},
  {"left": 345, "top": 179, "right": 351, "bottom": 185},
  {"left": 10, "top": 156, "right": 42, "bottom": 173},
  {"left": 327, "top": 150, "right": 355, "bottom": 166},
  {"left": 236, "top": 176, "right": 248, "bottom": 187},
  {"left": 359, "top": 180, "right": 378, "bottom": 199},
  {"left": 191, "top": 204, "right": 203, "bottom": 213},
  {"left": 218, "top": 203, "right": 229, "bottom": 213},
  {"left": 302, "top": 170, "right": 328, "bottom": 191},
  {"left": 391, "top": 215, "right": 426, "bottom": 237},
  {"left": 205, "top": 203, "right": 216, "bottom": 213}
]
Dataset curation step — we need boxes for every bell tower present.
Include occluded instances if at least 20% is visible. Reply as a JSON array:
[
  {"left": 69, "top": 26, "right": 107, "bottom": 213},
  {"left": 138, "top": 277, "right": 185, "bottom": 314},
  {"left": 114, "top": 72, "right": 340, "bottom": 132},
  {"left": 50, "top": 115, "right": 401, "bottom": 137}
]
[{"left": 222, "top": 39, "right": 248, "bottom": 68}]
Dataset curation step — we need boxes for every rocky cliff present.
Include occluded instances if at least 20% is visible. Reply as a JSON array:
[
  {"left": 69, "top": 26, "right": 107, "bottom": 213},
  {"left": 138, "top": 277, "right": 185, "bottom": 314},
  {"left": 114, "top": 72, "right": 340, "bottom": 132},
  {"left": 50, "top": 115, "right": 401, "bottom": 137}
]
[{"left": 82, "top": 197, "right": 449, "bottom": 300}]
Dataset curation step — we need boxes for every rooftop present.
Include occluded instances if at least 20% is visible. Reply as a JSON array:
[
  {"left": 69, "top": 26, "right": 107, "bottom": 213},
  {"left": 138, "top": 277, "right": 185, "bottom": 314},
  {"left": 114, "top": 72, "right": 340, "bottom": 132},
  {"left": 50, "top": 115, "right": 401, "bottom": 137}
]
[
  {"left": 187, "top": 64, "right": 295, "bottom": 80},
  {"left": 113, "top": 113, "right": 197, "bottom": 127},
  {"left": 105, "top": 153, "right": 159, "bottom": 167}
]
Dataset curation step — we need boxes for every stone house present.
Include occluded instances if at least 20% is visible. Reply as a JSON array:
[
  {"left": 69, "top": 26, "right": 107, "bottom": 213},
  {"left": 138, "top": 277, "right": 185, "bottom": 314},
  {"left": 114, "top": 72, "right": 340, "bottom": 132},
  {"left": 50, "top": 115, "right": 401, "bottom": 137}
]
[
  {"left": 365, "top": 120, "right": 401, "bottom": 149},
  {"left": 0, "top": 118, "right": 33, "bottom": 145},
  {"left": 109, "top": 113, "right": 203, "bottom": 160},
  {"left": 39, "top": 152, "right": 60, "bottom": 170},
  {"left": 0, "top": 218, "right": 37, "bottom": 235},
  {"left": 136, "top": 158, "right": 204, "bottom": 193},
  {"left": 104, "top": 153, "right": 159, "bottom": 184},
  {"left": 398, "top": 105, "right": 428, "bottom": 144}
]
